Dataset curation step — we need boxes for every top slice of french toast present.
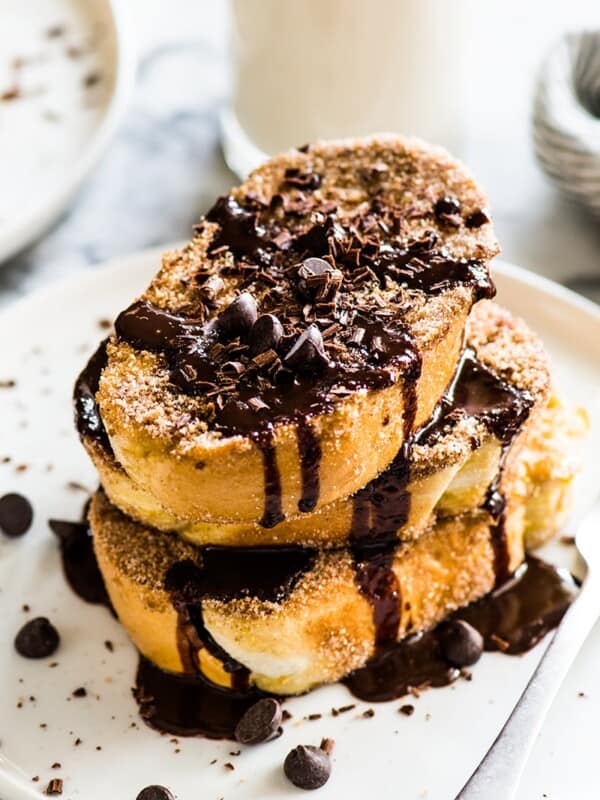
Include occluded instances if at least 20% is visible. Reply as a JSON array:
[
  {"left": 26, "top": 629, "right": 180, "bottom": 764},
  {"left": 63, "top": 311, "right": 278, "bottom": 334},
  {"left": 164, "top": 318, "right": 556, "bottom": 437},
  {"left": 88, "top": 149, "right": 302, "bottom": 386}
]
[{"left": 93, "top": 135, "right": 500, "bottom": 525}]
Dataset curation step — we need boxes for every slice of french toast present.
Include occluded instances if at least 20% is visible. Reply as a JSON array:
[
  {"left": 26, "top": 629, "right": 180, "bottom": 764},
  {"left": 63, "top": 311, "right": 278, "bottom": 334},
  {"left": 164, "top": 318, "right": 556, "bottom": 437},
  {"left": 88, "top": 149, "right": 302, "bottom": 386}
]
[
  {"left": 90, "top": 407, "right": 577, "bottom": 698},
  {"left": 81, "top": 301, "right": 549, "bottom": 547},
  {"left": 83, "top": 135, "right": 499, "bottom": 526}
]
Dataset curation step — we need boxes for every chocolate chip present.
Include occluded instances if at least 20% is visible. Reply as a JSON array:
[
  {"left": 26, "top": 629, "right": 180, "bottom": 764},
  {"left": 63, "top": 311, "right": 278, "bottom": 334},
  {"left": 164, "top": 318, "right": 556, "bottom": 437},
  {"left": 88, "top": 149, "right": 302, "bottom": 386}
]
[
  {"left": 283, "top": 744, "right": 332, "bottom": 790},
  {"left": 466, "top": 209, "right": 490, "bottom": 229},
  {"left": 15, "top": 617, "right": 60, "bottom": 659},
  {"left": 234, "top": 697, "right": 282, "bottom": 744},
  {"left": 72, "top": 687, "right": 87, "bottom": 698},
  {"left": 218, "top": 292, "right": 258, "bottom": 339},
  {"left": 248, "top": 314, "right": 284, "bottom": 356},
  {"left": 434, "top": 196, "right": 461, "bottom": 218},
  {"left": 284, "top": 325, "right": 329, "bottom": 372},
  {"left": 0, "top": 493, "right": 33, "bottom": 537},
  {"left": 136, "top": 787, "right": 174, "bottom": 800},
  {"left": 439, "top": 620, "right": 483, "bottom": 667},
  {"left": 399, "top": 704, "right": 415, "bottom": 716}
]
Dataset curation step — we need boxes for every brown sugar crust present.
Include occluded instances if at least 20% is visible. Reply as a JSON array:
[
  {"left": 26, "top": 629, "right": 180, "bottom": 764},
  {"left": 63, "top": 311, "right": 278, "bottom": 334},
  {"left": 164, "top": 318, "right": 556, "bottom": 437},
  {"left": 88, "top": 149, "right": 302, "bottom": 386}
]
[
  {"left": 94, "top": 135, "right": 499, "bottom": 525},
  {"left": 85, "top": 301, "right": 550, "bottom": 547}
]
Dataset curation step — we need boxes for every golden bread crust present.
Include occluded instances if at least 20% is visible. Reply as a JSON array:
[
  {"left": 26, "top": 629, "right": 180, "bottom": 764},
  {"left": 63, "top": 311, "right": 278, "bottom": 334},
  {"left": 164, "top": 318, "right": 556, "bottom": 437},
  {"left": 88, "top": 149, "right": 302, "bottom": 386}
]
[{"left": 86, "top": 301, "right": 551, "bottom": 546}]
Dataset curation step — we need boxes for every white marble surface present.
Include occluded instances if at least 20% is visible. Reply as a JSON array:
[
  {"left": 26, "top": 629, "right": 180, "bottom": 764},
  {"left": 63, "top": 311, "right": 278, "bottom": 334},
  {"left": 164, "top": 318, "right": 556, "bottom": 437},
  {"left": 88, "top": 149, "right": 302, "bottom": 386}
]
[{"left": 1, "top": 2, "right": 599, "bottom": 798}]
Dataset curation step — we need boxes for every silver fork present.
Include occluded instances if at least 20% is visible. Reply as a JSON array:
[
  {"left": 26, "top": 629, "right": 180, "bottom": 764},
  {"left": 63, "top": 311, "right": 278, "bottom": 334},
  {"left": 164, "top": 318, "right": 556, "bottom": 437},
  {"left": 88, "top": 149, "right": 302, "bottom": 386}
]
[{"left": 457, "top": 501, "right": 600, "bottom": 800}]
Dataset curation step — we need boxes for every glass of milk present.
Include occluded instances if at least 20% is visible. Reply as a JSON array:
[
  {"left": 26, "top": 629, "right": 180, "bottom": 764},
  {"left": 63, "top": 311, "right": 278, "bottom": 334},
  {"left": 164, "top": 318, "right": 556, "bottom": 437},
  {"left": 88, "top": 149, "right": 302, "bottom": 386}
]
[{"left": 221, "top": 0, "right": 468, "bottom": 176}]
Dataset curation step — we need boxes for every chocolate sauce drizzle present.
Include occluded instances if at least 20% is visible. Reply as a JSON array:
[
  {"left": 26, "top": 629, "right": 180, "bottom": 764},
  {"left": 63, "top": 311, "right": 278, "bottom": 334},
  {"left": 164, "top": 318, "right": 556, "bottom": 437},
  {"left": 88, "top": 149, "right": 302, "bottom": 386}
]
[
  {"left": 344, "top": 556, "right": 578, "bottom": 702},
  {"left": 349, "top": 443, "right": 414, "bottom": 647},
  {"left": 49, "top": 515, "right": 112, "bottom": 609},
  {"left": 73, "top": 340, "right": 111, "bottom": 454},
  {"left": 167, "top": 545, "right": 316, "bottom": 605},
  {"left": 163, "top": 545, "right": 318, "bottom": 689},
  {"left": 418, "top": 346, "right": 533, "bottom": 585},
  {"left": 418, "top": 348, "right": 533, "bottom": 448},
  {"left": 347, "top": 346, "right": 534, "bottom": 644},
  {"left": 296, "top": 419, "right": 322, "bottom": 513},
  {"left": 255, "top": 428, "right": 284, "bottom": 528}
]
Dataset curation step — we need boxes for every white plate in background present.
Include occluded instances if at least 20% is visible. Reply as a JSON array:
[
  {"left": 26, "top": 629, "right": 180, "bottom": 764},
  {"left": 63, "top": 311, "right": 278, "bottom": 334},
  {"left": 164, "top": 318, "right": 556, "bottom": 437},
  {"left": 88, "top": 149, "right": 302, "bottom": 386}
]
[
  {"left": 0, "top": 252, "right": 598, "bottom": 800},
  {"left": 0, "top": 0, "right": 134, "bottom": 264}
]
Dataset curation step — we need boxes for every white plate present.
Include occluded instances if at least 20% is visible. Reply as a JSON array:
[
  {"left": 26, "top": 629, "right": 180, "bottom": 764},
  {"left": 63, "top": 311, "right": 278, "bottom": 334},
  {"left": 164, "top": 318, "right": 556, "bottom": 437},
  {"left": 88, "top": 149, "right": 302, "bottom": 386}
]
[
  {"left": 0, "top": 0, "right": 134, "bottom": 264},
  {"left": 0, "top": 252, "right": 598, "bottom": 800}
]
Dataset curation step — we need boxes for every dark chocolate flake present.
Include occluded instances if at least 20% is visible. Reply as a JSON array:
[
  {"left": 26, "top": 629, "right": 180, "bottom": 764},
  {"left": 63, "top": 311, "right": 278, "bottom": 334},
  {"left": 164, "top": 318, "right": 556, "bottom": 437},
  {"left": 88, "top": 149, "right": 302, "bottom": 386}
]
[
  {"left": 434, "top": 196, "right": 462, "bottom": 226},
  {"left": 320, "top": 737, "right": 335, "bottom": 756},
  {"left": 466, "top": 209, "right": 490, "bottom": 229},
  {"left": 283, "top": 169, "right": 322, "bottom": 190},
  {"left": 45, "top": 778, "right": 63, "bottom": 795}
]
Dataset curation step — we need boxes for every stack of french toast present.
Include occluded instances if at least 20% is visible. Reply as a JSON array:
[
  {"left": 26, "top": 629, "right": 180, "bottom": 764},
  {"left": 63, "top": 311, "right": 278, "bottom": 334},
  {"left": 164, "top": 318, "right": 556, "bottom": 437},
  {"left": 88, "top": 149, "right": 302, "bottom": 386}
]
[{"left": 76, "top": 136, "right": 582, "bottom": 697}]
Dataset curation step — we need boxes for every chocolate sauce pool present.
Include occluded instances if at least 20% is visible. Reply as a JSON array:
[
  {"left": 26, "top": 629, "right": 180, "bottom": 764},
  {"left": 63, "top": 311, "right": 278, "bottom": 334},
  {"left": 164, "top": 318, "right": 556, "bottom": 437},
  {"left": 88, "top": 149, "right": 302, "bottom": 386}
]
[
  {"left": 134, "top": 657, "right": 268, "bottom": 739},
  {"left": 344, "top": 556, "right": 578, "bottom": 702}
]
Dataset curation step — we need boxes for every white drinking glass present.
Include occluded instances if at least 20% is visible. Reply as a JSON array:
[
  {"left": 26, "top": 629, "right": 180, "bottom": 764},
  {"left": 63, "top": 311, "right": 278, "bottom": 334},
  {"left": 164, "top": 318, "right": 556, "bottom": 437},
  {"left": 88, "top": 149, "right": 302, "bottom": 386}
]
[{"left": 222, "top": 0, "right": 468, "bottom": 177}]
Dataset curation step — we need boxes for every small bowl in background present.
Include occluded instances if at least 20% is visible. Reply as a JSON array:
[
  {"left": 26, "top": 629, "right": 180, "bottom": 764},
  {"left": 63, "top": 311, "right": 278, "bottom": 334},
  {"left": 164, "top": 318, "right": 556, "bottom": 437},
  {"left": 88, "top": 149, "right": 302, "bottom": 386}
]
[
  {"left": 0, "top": 0, "right": 135, "bottom": 264},
  {"left": 533, "top": 31, "right": 600, "bottom": 217}
]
